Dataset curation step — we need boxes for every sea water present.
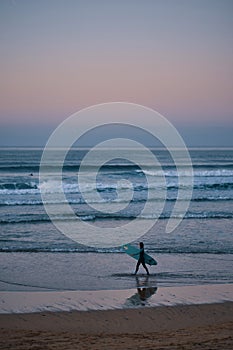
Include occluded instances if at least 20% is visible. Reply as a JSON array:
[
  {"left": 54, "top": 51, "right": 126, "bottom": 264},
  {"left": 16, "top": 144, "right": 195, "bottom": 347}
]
[{"left": 0, "top": 148, "right": 232, "bottom": 291}]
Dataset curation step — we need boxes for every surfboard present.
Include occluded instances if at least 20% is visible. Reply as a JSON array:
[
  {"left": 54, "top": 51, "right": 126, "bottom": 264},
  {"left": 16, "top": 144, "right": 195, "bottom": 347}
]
[{"left": 123, "top": 244, "right": 157, "bottom": 266}]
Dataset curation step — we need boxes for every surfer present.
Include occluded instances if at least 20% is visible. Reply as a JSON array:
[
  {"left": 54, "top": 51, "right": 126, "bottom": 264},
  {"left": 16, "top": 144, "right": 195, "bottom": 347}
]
[{"left": 134, "top": 242, "right": 150, "bottom": 275}]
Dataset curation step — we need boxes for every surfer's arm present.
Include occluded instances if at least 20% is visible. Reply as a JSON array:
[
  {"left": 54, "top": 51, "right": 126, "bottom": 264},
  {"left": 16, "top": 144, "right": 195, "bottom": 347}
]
[{"left": 139, "top": 248, "right": 145, "bottom": 259}]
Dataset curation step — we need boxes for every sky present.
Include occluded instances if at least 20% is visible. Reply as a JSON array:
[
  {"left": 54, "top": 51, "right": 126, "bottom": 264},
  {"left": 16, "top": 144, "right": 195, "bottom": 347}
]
[{"left": 0, "top": 0, "right": 233, "bottom": 147}]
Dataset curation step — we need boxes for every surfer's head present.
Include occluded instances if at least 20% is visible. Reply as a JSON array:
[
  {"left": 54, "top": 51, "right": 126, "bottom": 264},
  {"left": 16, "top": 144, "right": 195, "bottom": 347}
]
[{"left": 139, "top": 242, "right": 144, "bottom": 249}]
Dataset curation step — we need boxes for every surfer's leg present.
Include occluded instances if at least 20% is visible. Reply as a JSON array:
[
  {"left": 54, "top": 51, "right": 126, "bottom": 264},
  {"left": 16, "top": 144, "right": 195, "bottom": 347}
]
[
  {"left": 142, "top": 261, "right": 150, "bottom": 275},
  {"left": 134, "top": 260, "right": 140, "bottom": 274}
]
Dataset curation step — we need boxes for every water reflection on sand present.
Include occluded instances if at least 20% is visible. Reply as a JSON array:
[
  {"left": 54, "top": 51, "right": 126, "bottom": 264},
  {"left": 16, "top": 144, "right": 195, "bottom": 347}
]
[{"left": 125, "top": 275, "right": 158, "bottom": 306}]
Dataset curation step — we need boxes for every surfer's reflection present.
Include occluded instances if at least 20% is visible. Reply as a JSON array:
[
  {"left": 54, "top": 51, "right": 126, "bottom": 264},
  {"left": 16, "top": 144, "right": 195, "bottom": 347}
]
[
  {"left": 136, "top": 276, "right": 157, "bottom": 302},
  {"left": 125, "top": 276, "right": 157, "bottom": 306}
]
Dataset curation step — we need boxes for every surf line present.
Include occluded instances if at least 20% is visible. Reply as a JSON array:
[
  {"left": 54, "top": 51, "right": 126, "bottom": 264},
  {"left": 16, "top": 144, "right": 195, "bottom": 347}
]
[{"left": 0, "top": 278, "right": 76, "bottom": 291}]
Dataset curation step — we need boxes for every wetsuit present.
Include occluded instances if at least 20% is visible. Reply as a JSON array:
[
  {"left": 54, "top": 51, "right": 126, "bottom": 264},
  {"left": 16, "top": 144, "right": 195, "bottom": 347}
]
[{"left": 135, "top": 248, "right": 149, "bottom": 275}]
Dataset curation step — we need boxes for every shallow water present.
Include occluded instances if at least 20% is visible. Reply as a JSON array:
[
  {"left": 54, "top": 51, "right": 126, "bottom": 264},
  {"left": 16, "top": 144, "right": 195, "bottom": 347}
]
[{"left": 0, "top": 250, "right": 232, "bottom": 292}]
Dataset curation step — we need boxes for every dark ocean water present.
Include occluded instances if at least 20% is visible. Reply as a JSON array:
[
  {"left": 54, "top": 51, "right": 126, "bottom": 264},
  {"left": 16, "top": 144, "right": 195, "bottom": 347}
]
[{"left": 0, "top": 148, "right": 232, "bottom": 291}]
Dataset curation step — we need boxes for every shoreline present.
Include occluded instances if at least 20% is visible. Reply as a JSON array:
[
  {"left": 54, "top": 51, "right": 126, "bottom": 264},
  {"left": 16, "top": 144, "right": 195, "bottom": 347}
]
[{"left": 0, "top": 283, "right": 233, "bottom": 314}]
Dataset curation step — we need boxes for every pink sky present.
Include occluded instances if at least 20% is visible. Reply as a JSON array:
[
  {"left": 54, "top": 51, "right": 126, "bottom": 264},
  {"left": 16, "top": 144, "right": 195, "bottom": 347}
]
[{"left": 0, "top": 0, "right": 232, "bottom": 146}]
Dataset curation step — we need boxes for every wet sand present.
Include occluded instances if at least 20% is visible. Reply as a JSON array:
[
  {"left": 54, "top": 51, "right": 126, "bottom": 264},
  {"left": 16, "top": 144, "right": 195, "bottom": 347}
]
[
  {"left": 1, "top": 283, "right": 233, "bottom": 313},
  {"left": 0, "top": 284, "right": 233, "bottom": 349}
]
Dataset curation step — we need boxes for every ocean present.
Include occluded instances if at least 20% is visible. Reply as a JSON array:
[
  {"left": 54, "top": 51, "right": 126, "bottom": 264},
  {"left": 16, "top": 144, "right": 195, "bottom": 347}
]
[{"left": 0, "top": 147, "right": 232, "bottom": 291}]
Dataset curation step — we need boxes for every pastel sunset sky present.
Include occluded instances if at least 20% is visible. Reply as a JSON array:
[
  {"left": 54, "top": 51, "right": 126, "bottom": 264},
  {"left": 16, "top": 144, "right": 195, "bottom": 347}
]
[{"left": 0, "top": 0, "right": 232, "bottom": 146}]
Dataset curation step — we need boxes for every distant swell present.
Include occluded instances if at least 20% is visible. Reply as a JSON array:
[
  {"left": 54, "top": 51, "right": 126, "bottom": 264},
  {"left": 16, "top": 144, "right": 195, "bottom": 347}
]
[
  {"left": 1, "top": 180, "right": 233, "bottom": 194},
  {"left": 0, "top": 182, "right": 37, "bottom": 190},
  {"left": 1, "top": 211, "right": 233, "bottom": 224},
  {"left": 194, "top": 183, "right": 233, "bottom": 190},
  {"left": 0, "top": 246, "right": 232, "bottom": 254},
  {"left": 1, "top": 195, "right": 233, "bottom": 207},
  {"left": 2, "top": 162, "right": 233, "bottom": 172}
]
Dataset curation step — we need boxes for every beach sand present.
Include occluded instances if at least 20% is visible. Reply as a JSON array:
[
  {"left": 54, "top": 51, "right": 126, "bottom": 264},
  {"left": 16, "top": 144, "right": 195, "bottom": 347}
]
[
  {"left": 0, "top": 284, "right": 233, "bottom": 349},
  {"left": 0, "top": 303, "right": 233, "bottom": 349}
]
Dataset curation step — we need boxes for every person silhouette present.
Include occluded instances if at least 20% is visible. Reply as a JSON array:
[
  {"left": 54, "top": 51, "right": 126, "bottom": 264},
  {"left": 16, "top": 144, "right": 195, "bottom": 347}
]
[
  {"left": 134, "top": 242, "right": 150, "bottom": 275},
  {"left": 136, "top": 276, "right": 157, "bottom": 302}
]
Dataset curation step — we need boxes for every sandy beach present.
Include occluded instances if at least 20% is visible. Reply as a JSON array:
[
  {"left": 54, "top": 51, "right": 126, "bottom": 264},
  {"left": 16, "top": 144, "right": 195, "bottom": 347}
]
[
  {"left": 1, "top": 302, "right": 233, "bottom": 349},
  {"left": 1, "top": 284, "right": 233, "bottom": 349}
]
